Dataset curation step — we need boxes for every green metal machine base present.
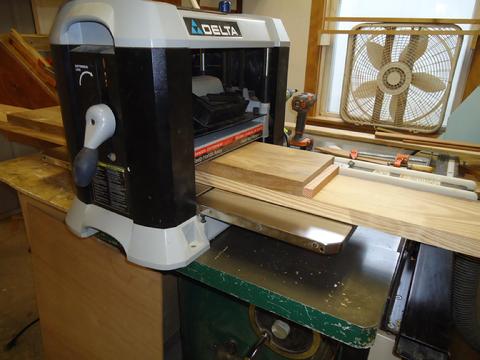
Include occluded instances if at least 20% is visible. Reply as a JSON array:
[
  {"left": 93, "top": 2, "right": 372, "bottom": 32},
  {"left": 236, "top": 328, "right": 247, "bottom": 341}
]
[
  {"left": 178, "top": 226, "right": 401, "bottom": 349},
  {"left": 179, "top": 277, "right": 335, "bottom": 360}
]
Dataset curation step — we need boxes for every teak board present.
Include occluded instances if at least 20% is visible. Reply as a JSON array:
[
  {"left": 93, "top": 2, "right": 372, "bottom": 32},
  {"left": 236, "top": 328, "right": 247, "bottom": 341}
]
[{"left": 197, "top": 142, "right": 334, "bottom": 195}]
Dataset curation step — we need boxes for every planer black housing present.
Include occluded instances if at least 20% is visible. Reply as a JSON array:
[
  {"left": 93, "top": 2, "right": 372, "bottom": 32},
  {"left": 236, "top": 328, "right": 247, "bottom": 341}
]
[{"left": 49, "top": 0, "right": 290, "bottom": 270}]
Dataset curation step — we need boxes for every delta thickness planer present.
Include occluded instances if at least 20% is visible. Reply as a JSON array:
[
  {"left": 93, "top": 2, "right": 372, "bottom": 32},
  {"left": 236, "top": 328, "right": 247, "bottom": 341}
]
[
  {"left": 50, "top": 0, "right": 355, "bottom": 270},
  {"left": 50, "top": 1, "right": 404, "bottom": 356},
  {"left": 51, "top": 0, "right": 293, "bottom": 270}
]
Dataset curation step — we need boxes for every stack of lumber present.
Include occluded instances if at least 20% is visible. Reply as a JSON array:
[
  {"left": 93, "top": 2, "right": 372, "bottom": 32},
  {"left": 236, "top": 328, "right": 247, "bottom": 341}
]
[
  {"left": 375, "top": 131, "right": 480, "bottom": 153},
  {"left": 285, "top": 122, "right": 480, "bottom": 159},
  {"left": 0, "top": 30, "right": 57, "bottom": 109},
  {"left": 196, "top": 141, "right": 480, "bottom": 258}
]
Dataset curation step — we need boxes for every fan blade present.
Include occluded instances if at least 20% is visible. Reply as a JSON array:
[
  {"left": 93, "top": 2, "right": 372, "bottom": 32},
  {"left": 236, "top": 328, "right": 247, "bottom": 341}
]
[
  {"left": 389, "top": 93, "right": 408, "bottom": 125},
  {"left": 400, "top": 35, "right": 428, "bottom": 64},
  {"left": 389, "top": 94, "right": 399, "bottom": 120},
  {"left": 366, "top": 41, "right": 385, "bottom": 70},
  {"left": 411, "top": 72, "right": 446, "bottom": 92},
  {"left": 352, "top": 80, "right": 378, "bottom": 99}
]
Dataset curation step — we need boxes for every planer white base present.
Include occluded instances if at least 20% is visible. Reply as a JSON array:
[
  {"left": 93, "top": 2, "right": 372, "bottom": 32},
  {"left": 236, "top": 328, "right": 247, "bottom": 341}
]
[{"left": 66, "top": 196, "right": 229, "bottom": 270}]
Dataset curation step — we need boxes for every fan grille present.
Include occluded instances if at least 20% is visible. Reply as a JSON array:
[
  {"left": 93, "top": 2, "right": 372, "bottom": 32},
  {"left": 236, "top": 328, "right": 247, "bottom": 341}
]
[{"left": 340, "top": 23, "right": 463, "bottom": 133}]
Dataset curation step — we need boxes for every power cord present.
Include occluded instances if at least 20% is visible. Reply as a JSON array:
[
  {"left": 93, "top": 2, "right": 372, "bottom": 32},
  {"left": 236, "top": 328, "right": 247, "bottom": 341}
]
[{"left": 3, "top": 318, "right": 39, "bottom": 351}]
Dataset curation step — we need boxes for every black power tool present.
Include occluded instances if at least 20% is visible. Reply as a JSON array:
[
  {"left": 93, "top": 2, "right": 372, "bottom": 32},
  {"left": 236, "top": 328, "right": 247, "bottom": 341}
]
[{"left": 290, "top": 92, "right": 317, "bottom": 150}]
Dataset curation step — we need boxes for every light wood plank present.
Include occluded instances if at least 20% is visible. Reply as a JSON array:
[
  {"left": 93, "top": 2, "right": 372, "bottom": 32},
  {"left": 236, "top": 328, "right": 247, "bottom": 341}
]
[
  {"left": 303, "top": 164, "right": 339, "bottom": 198},
  {"left": 375, "top": 131, "right": 480, "bottom": 151},
  {"left": 0, "top": 104, "right": 27, "bottom": 122},
  {"left": 285, "top": 122, "right": 480, "bottom": 158},
  {"left": 7, "top": 106, "right": 64, "bottom": 137},
  {"left": 197, "top": 142, "right": 334, "bottom": 195},
  {"left": 0, "top": 120, "right": 66, "bottom": 146},
  {"left": 20, "top": 34, "right": 50, "bottom": 52},
  {"left": 196, "top": 171, "right": 480, "bottom": 258}
]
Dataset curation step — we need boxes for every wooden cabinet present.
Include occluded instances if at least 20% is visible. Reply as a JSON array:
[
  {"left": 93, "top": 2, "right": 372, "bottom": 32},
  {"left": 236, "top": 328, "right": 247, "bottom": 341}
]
[{"left": 19, "top": 194, "right": 164, "bottom": 360}]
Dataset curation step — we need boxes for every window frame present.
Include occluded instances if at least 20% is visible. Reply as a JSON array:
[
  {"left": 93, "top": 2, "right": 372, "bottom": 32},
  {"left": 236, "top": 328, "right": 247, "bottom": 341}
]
[{"left": 304, "top": 0, "right": 480, "bottom": 133}]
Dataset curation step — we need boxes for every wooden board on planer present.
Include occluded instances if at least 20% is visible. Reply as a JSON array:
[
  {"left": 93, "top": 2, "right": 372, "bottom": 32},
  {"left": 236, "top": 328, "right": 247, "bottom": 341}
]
[
  {"left": 196, "top": 170, "right": 480, "bottom": 258},
  {"left": 197, "top": 141, "right": 336, "bottom": 196}
]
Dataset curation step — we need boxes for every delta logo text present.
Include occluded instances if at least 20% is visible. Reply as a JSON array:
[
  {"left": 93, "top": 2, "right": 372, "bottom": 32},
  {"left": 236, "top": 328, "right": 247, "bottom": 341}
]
[{"left": 184, "top": 18, "right": 242, "bottom": 37}]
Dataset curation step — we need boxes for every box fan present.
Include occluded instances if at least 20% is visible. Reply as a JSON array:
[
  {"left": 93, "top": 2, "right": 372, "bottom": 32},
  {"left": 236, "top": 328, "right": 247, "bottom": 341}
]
[{"left": 340, "top": 23, "right": 463, "bottom": 133}]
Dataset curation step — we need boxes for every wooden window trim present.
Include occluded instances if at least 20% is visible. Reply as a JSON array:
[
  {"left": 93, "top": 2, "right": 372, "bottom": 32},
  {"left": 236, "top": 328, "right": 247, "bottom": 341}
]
[{"left": 304, "top": 0, "right": 480, "bottom": 132}]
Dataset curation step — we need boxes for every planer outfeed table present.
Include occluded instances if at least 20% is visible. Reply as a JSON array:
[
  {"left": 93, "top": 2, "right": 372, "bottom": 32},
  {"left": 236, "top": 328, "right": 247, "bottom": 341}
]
[{"left": 0, "top": 154, "right": 401, "bottom": 348}]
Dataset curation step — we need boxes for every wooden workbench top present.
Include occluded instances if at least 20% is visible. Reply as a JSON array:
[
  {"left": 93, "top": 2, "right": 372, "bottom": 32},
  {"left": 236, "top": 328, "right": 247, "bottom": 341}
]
[{"left": 0, "top": 154, "right": 73, "bottom": 212}]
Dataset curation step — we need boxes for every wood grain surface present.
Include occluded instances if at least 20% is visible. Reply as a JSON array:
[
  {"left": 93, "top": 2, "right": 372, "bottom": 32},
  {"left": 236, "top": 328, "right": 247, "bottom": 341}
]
[
  {"left": 285, "top": 122, "right": 480, "bottom": 158},
  {"left": 8, "top": 29, "right": 56, "bottom": 89},
  {"left": 21, "top": 195, "right": 164, "bottom": 360},
  {"left": 0, "top": 104, "right": 27, "bottom": 122},
  {"left": 197, "top": 142, "right": 334, "bottom": 195},
  {"left": 0, "top": 38, "right": 57, "bottom": 108},
  {"left": 7, "top": 106, "right": 64, "bottom": 136},
  {"left": 0, "top": 120, "right": 66, "bottom": 146},
  {"left": 375, "top": 131, "right": 480, "bottom": 151},
  {"left": 304, "top": 0, "right": 326, "bottom": 115},
  {"left": 303, "top": 164, "right": 339, "bottom": 198},
  {"left": 196, "top": 171, "right": 480, "bottom": 258}
]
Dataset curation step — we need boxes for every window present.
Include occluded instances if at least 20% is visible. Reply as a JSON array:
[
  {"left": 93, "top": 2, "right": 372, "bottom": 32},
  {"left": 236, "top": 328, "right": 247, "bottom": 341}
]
[{"left": 307, "top": 0, "right": 479, "bottom": 130}]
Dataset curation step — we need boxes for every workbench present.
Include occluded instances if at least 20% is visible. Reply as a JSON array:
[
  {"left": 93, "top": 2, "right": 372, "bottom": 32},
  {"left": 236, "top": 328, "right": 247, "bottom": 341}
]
[{"left": 0, "top": 154, "right": 401, "bottom": 357}]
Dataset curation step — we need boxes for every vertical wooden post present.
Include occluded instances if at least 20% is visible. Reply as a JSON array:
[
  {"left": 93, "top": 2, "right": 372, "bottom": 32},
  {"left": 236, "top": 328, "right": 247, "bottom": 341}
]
[{"left": 304, "top": 0, "right": 326, "bottom": 115}]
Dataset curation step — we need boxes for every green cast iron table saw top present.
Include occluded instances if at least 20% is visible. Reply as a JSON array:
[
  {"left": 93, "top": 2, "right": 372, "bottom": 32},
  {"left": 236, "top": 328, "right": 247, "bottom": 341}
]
[{"left": 179, "top": 225, "right": 401, "bottom": 348}]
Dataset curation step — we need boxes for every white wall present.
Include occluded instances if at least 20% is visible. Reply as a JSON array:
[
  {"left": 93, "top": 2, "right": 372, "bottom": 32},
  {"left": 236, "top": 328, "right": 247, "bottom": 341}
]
[{"left": 243, "top": 0, "right": 312, "bottom": 122}]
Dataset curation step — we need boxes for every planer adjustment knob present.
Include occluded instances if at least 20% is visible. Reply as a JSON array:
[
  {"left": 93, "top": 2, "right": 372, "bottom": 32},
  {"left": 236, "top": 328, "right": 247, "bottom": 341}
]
[{"left": 73, "top": 104, "right": 116, "bottom": 187}]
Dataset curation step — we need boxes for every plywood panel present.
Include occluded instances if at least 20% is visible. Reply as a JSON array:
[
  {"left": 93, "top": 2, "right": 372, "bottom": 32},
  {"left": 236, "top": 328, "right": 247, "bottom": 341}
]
[
  {"left": 198, "top": 141, "right": 333, "bottom": 195},
  {"left": 20, "top": 195, "right": 164, "bottom": 360}
]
